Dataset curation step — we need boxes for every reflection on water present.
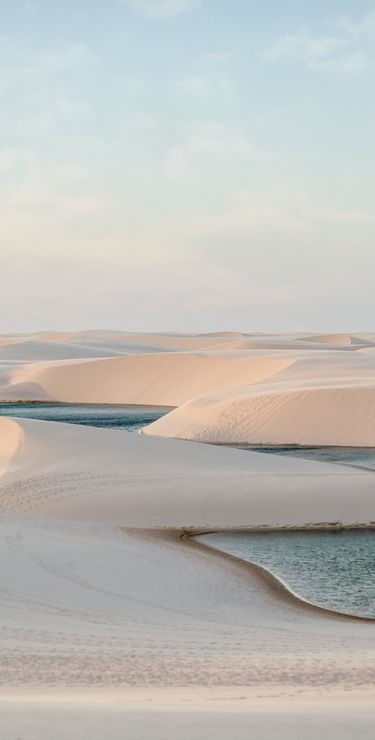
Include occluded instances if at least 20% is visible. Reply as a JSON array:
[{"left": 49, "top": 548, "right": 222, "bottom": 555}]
[
  {"left": 197, "top": 530, "right": 375, "bottom": 618},
  {"left": 0, "top": 403, "right": 170, "bottom": 432}
]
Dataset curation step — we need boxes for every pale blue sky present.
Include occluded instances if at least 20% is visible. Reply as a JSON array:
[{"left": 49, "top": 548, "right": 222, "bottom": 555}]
[{"left": 1, "top": 0, "right": 374, "bottom": 331}]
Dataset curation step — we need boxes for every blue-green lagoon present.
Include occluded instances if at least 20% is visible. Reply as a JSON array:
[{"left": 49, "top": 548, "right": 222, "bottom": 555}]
[
  {"left": 197, "top": 530, "right": 375, "bottom": 619},
  {"left": 249, "top": 445, "right": 375, "bottom": 470},
  {"left": 0, "top": 403, "right": 170, "bottom": 431}
]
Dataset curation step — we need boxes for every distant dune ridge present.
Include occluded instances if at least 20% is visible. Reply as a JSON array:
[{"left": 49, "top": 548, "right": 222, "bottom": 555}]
[
  {"left": 7, "top": 352, "right": 295, "bottom": 406},
  {"left": 1, "top": 330, "right": 375, "bottom": 445}
]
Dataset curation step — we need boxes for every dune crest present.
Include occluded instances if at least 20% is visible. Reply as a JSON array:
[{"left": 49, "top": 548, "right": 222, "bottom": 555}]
[{"left": 301, "top": 334, "right": 365, "bottom": 346}]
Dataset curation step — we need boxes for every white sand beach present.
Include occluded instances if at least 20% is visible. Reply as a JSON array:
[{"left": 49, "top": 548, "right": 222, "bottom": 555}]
[{"left": 1, "top": 331, "right": 375, "bottom": 737}]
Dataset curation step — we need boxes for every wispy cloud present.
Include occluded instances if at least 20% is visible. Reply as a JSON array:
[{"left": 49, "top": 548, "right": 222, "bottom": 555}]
[
  {"left": 115, "top": 0, "right": 198, "bottom": 20},
  {"left": 262, "top": 11, "right": 375, "bottom": 73},
  {"left": 0, "top": 40, "right": 96, "bottom": 93},
  {"left": 201, "top": 51, "right": 233, "bottom": 64},
  {"left": 166, "top": 124, "right": 273, "bottom": 177},
  {"left": 336, "top": 10, "right": 375, "bottom": 39},
  {"left": 175, "top": 72, "right": 234, "bottom": 97},
  {"left": 175, "top": 49, "right": 235, "bottom": 97},
  {"left": 0, "top": 39, "right": 95, "bottom": 138},
  {"left": 263, "top": 33, "right": 346, "bottom": 64},
  {"left": 176, "top": 75, "right": 210, "bottom": 96}
]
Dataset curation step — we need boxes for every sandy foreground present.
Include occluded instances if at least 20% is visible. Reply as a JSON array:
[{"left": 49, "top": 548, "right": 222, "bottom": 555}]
[
  {"left": 1, "top": 689, "right": 375, "bottom": 739},
  {"left": 1, "top": 330, "right": 375, "bottom": 737}
]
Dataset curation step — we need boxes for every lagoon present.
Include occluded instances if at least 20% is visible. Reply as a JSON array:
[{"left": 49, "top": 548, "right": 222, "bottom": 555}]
[{"left": 197, "top": 530, "right": 375, "bottom": 619}]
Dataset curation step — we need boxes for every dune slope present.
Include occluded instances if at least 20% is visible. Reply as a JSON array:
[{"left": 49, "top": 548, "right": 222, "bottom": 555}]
[
  {"left": 1, "top": 417, "right": 374, "bottom": 528},
  {"left": 144, "top": 383, "right": 375, "bottom": 446},
  {"left": 5, "top": 352, "right": 294, "bottom": 405}
]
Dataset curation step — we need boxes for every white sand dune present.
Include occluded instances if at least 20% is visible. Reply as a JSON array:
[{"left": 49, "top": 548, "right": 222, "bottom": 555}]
[
  {"left": 3, "top": 331, "right": 375, "bottom": 413},
  {"left": 121, "top": 332, "right": 240, "bottom": 350},
  {"left": 0, "top": 339, "right": 122, "bottom": 362},
  {"left": 301, "top": 333, "right": 372, "bottom": 346},
  {"left": 1, "top": 334, "right": 374, "bottom": 440},
  {"left": 144, "top": 382, "right": 375, "bottom": 446},
  {"left": 302, "top": 333, "right": 354, "bottom": 345},
  {"left": 2, "top": 417, "right": 374, "bottom": 528},
  {"left": 2, "top": 331, "right": 375, "bottom": 735},
  {"left": 0, "top": 331, "right": 171, "bottom": 362},
  {"left": 141, "top": 344, "right": 375, "bottom": 446},
  {"left": 3, "top": 351, "right": 295, "bottom": 404}
]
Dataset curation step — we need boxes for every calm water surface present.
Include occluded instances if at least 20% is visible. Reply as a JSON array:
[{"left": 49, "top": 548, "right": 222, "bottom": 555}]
[
  {"left": 251, "top": 446, "right": 375, "bottom": 470},
  {"left": 198, "top": 530, "right": 375, "bottom": 618},
  {"left": 0, "top": 403, "right": 170, "bottom": 431}
]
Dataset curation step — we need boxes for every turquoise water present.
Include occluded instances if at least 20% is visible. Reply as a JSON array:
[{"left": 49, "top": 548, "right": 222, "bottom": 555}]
[
  {"left": 197, "top": 530, "right": 375, "bottom": 618},
  {"left": 249, "top": 446, "right": 375, "bottom": 470},
  {"left": 0, "top": 403, "right": 170, "bottom": 432}
]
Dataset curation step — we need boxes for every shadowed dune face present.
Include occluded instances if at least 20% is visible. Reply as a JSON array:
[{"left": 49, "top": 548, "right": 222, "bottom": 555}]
[{"left": 0, "top": 418, "right": 24, "bottom": 474}]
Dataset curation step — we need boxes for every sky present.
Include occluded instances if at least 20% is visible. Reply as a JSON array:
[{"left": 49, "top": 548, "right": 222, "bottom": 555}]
[{"left": 1, "top": 0, "right": 375, "bottom": 332}]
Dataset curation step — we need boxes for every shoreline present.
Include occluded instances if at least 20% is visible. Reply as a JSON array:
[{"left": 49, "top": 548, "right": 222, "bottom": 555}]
[
  {"left": 0, "top": 400, "right": 175, "bottom": 409},
  {"left": 171, "top": 529, "right": 375, "bottom": 624}
]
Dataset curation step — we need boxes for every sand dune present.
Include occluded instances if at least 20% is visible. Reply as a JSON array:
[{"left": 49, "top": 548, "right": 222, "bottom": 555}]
[
  {"left": 140, "top": 343, "right": 375, "bottom": 446},
  {"left": 0, "top": 339, "right": 123, "bottom": 362},
  {"left": 0, "top": 330, "right": 171, "bottom": 362},
  {"left": 122, "top": 333, "right": 232, "bottom": 350},
  {"left": 1, "top": 416, "right": 374, "bottom": 528},
  {"left": 308, "top": 335, "right": 375, "bottom": 347},
  {"left": 301, "top": 333, "right": 372, "bottom": 346},
  {"left": 2, "top": 331, "right": 375, "bottom": 447},
  {"left": 145, "top": 383, "right": 375, "bottom": 446},
  {"left": 4, "top": 352, "right": 294, "bottom": 404},
  {"left": 3, "top": 330, "right": 373, "bottom": 368},
  {"left": 3, "top": 331, "right": 375, "bottom": 410}
]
